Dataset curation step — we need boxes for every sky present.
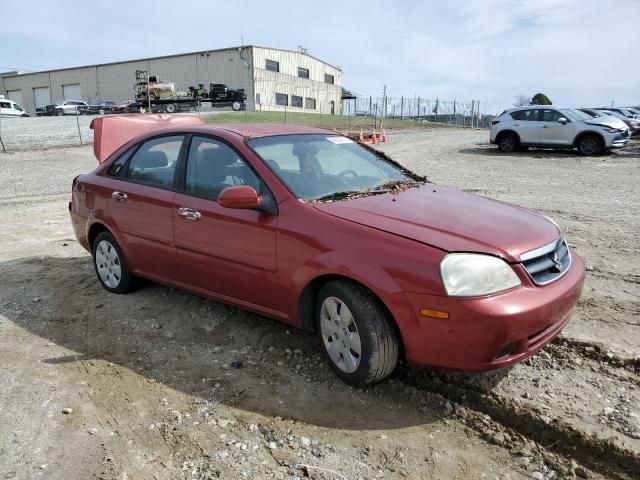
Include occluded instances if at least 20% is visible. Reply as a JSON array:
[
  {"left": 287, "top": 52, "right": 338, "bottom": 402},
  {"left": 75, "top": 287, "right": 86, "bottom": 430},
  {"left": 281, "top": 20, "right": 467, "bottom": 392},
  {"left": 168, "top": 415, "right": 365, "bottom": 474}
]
[{"left": 1, "top": 0, "right": 638, "bottom": 114}]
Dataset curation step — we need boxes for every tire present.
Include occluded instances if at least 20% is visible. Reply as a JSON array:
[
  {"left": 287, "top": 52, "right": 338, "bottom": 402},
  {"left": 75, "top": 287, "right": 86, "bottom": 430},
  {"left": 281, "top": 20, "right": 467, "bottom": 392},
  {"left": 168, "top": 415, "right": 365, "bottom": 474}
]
[
  {"left": 139, "top": 106, "right": 147, "bottom": 114},
  {"left": 165, "top": 103, "right": 176, "bottom": 114},
  {"left": 92, "top": 231, "right": 138, "bottom": 294},
  {"left": 231, "top": 101, "right": 241, "bottom": 111},
  {"left": 316, "top": 280, "right": 399, "bottom": 386},
  {"left": 497, "top": 132, "right": 518, "bottom": 153},
  {"left": 149, "top": 92, "right": 157, "bottom": 101},
  {"left": 577, "top": 134, "right": 603, "bottom": 156},
  {"left": 56, "top": 109, "right": 64, "bottom": 116},
  {"left": 98, "top": 108, "right": 106, "bottom": 115}
]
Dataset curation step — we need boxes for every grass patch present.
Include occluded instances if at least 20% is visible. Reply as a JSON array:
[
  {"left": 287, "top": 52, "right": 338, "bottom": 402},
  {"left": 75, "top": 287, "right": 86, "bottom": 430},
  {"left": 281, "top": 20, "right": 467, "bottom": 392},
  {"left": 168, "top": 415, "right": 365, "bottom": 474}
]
[{"left": 203, "top": 111, "right": 455, "bottom": 131}]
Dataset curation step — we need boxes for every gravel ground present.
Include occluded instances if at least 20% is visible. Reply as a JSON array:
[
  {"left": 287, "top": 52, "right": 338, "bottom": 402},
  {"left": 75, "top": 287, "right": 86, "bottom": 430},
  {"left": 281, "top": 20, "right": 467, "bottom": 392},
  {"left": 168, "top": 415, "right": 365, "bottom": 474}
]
[
  {"left": 0, "top": 128, "right": 638, "bottom": 480},
  {"left": 0, "top": 108, "right": 230, "bottom": 152}
]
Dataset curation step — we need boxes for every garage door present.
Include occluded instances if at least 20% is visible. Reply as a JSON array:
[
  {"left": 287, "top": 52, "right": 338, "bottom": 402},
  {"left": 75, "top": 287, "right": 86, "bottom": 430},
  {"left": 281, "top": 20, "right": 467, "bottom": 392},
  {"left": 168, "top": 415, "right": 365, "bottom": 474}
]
[
  {"left": 62, "top": 84, "right": 82, "bottom": 101},
  {"left": 7, "top": 89, "right": 23, "bottom": 107},
  {"left": 33, "top": 87, "right": 51, "bottom": 108}
]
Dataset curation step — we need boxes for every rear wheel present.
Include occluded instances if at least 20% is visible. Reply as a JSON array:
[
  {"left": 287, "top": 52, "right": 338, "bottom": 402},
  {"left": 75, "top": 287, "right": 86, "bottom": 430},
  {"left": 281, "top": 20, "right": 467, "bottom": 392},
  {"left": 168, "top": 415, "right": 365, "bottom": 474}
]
[
  {"left": 231, "top": 101, "right": 241, "bottom": 111},
  {"left": 577, "top": 134, "right": 603, "bottom": 156},
  {"left": 165, "top": 103, "right": 177, "bottom": 113},
  {"left": 98, "top": 108, "right": 106, "bottom": 115},
  {"left": 316, "top": 280, "right": 399, "bottom": 386},
  {"left": 56, "top": 109, "right": 64, "bottom": 116},
  {"left": 497, "top": 132, "right": 518, "bottom": 153},
  {"left": 92, "top": 232, "right": 138, "bottom": 294}
]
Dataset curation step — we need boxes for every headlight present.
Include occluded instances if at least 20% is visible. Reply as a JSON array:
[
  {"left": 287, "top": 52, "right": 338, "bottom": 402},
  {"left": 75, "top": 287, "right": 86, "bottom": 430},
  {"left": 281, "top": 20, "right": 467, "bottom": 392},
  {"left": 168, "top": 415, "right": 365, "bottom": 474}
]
[{"left": 440, "top": 253, "right": 521, "bottom": 297}]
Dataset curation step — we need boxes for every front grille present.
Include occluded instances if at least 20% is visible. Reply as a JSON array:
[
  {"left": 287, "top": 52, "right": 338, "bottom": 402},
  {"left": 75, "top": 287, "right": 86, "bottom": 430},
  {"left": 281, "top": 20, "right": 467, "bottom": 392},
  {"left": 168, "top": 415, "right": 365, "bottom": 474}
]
[{"left": 521, "top": 238, "right": 571, "bottom": 285}]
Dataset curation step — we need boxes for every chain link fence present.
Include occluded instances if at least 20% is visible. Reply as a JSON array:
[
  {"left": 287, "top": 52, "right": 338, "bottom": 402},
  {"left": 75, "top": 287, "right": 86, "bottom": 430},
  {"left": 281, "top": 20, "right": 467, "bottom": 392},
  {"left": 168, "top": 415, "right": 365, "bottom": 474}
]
[{"left": 1, "top": 87, "right": 492, "bottom": 154}]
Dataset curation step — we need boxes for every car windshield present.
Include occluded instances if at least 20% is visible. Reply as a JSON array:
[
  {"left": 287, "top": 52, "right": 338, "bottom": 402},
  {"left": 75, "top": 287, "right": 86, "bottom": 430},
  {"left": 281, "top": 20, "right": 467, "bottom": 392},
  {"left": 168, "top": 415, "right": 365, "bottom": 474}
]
[
  {"left": 248, "top": 134, "right": 422, "bottom": 201},
  {"left": 560, "top": 108, "right": 592, "bottom": 121}
]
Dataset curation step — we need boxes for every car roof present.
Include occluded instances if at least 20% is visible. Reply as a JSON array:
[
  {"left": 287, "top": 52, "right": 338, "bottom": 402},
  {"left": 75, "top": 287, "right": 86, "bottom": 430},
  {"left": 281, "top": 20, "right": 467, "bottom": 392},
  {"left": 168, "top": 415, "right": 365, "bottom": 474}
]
[
  {"left": 185, "top": 123, "right": 337, "bottom": 138},
  {"left": 506, "top": 106, "right": 571, "bottom": 112}
]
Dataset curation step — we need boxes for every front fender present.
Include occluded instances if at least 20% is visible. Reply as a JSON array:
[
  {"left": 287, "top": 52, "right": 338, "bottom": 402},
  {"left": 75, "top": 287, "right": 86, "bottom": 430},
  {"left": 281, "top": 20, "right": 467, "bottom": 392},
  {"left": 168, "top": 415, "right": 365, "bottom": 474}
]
[{"left": 285, "top": 250, "right": 416, "bottom": 351}]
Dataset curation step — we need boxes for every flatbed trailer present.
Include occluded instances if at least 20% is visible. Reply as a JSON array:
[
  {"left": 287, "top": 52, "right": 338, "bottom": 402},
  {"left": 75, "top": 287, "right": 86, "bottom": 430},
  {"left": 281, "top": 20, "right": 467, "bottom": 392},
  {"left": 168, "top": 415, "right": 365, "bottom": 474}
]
[{"left": 134, "top": 97, "right": 246, "bottom": 114}]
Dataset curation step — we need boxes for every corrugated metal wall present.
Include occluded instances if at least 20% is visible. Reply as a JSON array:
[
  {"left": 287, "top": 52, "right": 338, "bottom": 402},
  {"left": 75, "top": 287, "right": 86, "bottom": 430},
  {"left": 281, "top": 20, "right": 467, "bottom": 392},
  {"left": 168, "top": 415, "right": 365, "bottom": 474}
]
[
  {"left": 252, "top": 47, "right": 343, "bottom": 114},
  {"left": 0, "top": 46, "right": 341, "bottom": 115}
]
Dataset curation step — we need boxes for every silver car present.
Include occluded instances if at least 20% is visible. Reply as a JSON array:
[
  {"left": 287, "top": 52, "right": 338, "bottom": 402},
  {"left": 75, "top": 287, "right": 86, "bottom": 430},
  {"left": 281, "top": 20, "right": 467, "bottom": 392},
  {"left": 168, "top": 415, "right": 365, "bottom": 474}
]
[{"left": 490, "top": 106, "right": 630, "bottom": 155}]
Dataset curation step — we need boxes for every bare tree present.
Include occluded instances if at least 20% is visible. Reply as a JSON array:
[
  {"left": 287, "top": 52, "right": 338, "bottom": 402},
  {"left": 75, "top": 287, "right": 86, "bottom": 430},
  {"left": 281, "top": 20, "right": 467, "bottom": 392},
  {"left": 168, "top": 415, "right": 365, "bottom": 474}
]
[{"left": 513, "top": 94, "right": 530, "bottom": 107}]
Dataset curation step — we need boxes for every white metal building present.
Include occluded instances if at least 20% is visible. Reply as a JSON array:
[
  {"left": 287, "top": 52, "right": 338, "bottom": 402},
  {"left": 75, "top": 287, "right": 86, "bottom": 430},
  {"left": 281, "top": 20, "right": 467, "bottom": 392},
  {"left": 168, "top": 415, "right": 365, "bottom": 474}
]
[{"left": 0, "top": 46, "right": 343, "bottom": 115}]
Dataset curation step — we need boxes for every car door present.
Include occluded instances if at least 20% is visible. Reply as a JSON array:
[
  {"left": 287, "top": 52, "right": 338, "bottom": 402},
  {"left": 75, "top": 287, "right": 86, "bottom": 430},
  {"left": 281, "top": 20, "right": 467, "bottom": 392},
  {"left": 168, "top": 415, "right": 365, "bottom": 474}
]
[
  {"left": 172, "top": 135, "right": 280, "bottom": 310},
  {"left": 106, "top": 135, "right": 185, "bottom": 279},
  {"left": 510, "top": 109, "right": 540, "bottom": 144},
  {"left": 539, "top": 109, "right": 574, "bottom": 145}
]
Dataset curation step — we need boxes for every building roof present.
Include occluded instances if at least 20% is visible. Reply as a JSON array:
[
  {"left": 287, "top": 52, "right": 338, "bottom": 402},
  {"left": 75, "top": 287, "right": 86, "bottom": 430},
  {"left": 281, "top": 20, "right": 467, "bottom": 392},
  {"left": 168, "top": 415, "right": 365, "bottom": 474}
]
[{"left": 0, "top": 45, "right": 340, "bottom": 79}]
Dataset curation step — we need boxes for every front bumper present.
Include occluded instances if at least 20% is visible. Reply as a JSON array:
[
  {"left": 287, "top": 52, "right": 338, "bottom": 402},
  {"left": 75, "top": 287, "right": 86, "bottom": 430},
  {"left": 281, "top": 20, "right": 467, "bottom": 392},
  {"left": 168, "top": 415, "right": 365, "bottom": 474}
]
[
  {"left": 607, "top": 129, "right": 632, "bottom": 148},
  {"left": 397, "top": 253, "right": 586, "bottom": 371}
]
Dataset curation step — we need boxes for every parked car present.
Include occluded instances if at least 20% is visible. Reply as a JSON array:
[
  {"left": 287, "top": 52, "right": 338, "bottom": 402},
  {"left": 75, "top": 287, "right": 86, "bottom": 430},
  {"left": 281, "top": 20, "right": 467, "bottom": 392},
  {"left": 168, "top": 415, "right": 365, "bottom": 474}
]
[
  {"left": 491, "top": 106, "right": 630, "bottom": 155},
  {"left": 590, "top": 109, "right": 640, "bottom": 135},
  {"left": 111, "top": 100, "right": 141, "bottom": 114},
  {"left": 79, "top": 101, "right": 117, "bottom": 115},
  {"left": 36, "top": 104, "right": 59, "bottom": 116},
  {"left": 622, "top": 107, "right": 640, "bottom": 117},
  {"left": 0, "top": 99, "right": 29, "bottom": 117},
  {"left": 53, "top": 100, "right": 88, "bottom": 116},
  {"left": 594, "top": 107, "right": 638, "bottom": 119},
  {"left": 70, "top": 120, "right": 586, "bottom": 386}
]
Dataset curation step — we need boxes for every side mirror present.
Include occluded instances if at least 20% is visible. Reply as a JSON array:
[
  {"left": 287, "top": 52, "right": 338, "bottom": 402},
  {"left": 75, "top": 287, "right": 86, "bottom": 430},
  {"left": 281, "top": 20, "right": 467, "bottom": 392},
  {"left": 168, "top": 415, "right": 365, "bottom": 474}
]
[
  {"left": 558, "top": 117, "right": 568, "bottom": 124},
  {"left": 218, "top": 185, "right": 262, "bottom": 210}
]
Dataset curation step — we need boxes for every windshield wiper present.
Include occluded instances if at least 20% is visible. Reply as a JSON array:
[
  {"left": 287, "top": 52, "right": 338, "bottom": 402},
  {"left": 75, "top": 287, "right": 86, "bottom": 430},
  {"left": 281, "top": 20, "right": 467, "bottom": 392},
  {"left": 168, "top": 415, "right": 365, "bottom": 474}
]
[
  {"left": 372, "top": 179, "right": 423, "bottom": 190},
  {"left": 312, "top": 190, "right": 365, "bottom": 202}
]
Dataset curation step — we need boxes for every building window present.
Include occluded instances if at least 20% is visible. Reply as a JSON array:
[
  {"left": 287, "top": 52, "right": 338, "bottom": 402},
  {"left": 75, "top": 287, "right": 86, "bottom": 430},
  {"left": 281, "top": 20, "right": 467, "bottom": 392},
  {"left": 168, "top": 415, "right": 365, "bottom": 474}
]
[
  {"left": 275, "top": 93, "right": 288, "bottom": 106},
  {"left": 305, "top": 98, "right": 316, "bottom": 110},
  {"left": 297, "top": 67, "right": 309, "bottom": 79},
  {"left": 256, "top": 93, "right": 261, "bottom": 105},
  {"left": 265, "top": 59, "right": 279, "bottom": 72},
  {"left": 324, "top": 74, "right": 334, "bottom": 84},
  {"left": 291, "top": 95, "right": 303, "bottom": 108}
]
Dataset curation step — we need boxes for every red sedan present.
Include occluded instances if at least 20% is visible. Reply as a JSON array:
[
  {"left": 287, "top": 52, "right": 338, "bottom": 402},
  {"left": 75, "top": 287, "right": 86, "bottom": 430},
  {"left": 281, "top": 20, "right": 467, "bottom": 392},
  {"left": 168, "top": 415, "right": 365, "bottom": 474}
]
[{"left": 70, "top": 119, "right": 585, "bottom": 386}]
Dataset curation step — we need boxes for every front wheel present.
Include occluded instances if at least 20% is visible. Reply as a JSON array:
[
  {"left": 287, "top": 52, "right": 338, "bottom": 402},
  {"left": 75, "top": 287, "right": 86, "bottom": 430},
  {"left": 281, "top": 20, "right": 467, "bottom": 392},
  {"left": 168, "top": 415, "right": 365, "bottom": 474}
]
[
  {"left": 577, "top": 134, "right": 603, "bottom": 156},
  {"left": 56, "top": 109, "right": 64, "bottom": 116},
  {"left": 497, "top": 132, "right": 518, "bottom": 153},
  {"left": 316, "top": 280, "right": 399, "bottom": 386},
  {"left": 231, "top": 101, "right": 241, "bottom": 111},
  {"left": 92, "top": 231, "right": 138, "bottom": 294}
]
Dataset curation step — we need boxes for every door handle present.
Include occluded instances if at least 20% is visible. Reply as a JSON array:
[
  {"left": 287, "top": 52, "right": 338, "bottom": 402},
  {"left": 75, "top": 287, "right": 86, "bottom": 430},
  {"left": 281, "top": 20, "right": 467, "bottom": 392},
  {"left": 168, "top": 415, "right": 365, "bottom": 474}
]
[
  {"left": 541, "top": 125, "right": 549, "bottom": 128},
  {"left": 178, "top": 207, "right": 201, "bottom": 221},
  {"left": 513, "top": 123, "right": 520, "bottom": 127},
  {"left": 111, "top": 191, "right": 128, "bottom": 201}
]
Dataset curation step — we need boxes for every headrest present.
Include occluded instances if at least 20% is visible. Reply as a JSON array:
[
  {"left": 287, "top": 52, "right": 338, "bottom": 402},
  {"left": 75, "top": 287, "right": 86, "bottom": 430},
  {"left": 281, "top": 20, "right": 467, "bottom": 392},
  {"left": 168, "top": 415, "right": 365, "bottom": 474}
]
[{"left": 138, "top": 151, "right": 168, "bottom": 168}]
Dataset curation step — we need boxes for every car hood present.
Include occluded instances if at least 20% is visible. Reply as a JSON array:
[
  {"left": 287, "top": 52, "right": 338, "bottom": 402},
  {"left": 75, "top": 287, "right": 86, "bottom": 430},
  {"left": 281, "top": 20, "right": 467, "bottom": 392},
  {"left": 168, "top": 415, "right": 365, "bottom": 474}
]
[
  {"left": 313, "top": 185, "right": 559, "bottom": 262},
  {"left": 584, "top": 115, "right": 627, "bottom": 129}
]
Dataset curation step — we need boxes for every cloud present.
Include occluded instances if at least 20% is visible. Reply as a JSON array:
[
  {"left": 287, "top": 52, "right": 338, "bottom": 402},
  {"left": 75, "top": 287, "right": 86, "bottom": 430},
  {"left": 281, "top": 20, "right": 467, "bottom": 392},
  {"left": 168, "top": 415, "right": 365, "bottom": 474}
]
[{"left": 1, "top": 0, "right": 638, "bottom": 112}]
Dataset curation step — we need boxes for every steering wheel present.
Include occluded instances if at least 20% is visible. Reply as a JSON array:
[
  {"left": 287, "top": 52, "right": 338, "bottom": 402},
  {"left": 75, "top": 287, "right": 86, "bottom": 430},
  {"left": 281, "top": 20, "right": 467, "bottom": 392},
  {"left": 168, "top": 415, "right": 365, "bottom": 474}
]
[{"left": 337, "top": 169, "right": 359, "bottom": 179}]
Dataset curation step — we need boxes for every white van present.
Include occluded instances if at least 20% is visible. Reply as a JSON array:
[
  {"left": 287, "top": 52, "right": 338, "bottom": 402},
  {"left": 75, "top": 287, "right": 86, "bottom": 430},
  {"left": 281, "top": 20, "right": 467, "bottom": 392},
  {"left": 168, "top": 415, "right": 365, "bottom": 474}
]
[{"left": 0, "top": 98, "right": 29, "bottom": 117}]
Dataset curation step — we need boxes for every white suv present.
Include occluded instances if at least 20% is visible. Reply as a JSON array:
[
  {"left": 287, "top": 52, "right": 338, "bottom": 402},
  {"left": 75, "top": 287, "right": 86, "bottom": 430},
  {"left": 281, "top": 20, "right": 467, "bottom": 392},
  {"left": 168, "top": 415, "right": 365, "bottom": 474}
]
[
  {"left": 490, "top": 106, "right": 630, "bottom": 155},
  {"left": 54, "top": 100, "right": 88, "bottom": 116}
]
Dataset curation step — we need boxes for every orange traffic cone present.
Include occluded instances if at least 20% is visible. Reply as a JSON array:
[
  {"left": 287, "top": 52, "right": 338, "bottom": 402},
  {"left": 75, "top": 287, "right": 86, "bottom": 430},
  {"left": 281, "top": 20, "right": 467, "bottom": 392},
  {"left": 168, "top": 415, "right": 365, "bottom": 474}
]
[
  {"left": 381, "top": 129, "right": 387, "bottom": 142},
  {"left": 358, "top": 130, "right": 364, "bottom": 143},
  {"left": 371, "top": 129, "right": 377, "bottom": 144}
]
